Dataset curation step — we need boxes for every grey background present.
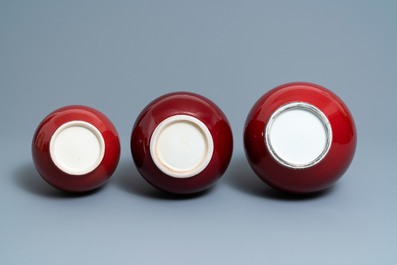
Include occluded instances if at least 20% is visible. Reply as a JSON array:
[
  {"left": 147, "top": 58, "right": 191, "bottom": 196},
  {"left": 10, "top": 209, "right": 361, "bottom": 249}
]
[{"left": 1, "top": 1, "right": 396, "bottom": 264}]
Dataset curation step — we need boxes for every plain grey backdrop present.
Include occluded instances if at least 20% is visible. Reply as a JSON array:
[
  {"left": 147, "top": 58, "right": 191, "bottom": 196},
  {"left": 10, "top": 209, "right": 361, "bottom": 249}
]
[{"left": 1, "top": 1, "right": 396, "bottom": 264}]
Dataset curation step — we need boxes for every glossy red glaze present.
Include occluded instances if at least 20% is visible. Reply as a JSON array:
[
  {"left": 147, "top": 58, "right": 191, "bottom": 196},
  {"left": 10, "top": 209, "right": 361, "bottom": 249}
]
[
  {"left": 32, "top": 105, "right": 120, "bottom": 193},
  {"left": 244, "top": 82, "right": 357, "bottom": 194},
  {"left": 131, "top": 92, "right": 233, "bottom": 195}
]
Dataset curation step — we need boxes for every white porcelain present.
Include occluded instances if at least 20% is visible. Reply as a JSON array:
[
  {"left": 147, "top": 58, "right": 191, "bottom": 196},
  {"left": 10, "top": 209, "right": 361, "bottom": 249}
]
[
  {"left": 149, "top": 115, "right": 214, "bottom": 178},
  {"left": 49, "top": 120, "right": 106, "bottom": 175},
  {"left": 265, "top": 102, "right": 332, "bottom": 169}
]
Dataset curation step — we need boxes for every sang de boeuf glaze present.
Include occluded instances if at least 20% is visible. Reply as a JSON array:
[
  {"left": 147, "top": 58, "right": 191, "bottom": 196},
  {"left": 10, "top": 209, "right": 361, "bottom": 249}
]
[
  {"left": 32, "top": 105, "right": 120, "bottom": 193},
  {"left": 131, "top": 92, "right": 233, "bottom": 195},
  {"left": 244, "top": 82, "right": 357, "bottom": 194}
]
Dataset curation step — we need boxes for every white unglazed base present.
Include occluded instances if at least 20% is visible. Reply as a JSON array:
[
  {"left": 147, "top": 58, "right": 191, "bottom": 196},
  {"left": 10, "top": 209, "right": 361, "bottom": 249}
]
[
  {"left": 50, "top": 121, "right": 105, "bottom": 175},
  {"left": 265, "top": 102, "right": 332, "bottom": 169},
  {"left": 150, "top": 115, "right": 214, "bottom": 178}
]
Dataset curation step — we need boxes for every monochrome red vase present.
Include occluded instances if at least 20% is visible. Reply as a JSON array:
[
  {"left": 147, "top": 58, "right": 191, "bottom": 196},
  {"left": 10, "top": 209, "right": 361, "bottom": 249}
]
[
  {"left": 131, "top": 92, "right": 233, "bottom": 195},
  {"left": 32, "top": 105, "right": 120, "bottom": 192},
  {"left": 244, "top": 82, "right": 357, "bottom": 194}
]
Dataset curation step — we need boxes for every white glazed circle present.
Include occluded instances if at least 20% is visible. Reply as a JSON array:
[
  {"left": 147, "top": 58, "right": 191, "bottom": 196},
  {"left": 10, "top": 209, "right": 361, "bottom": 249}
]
[
  {"left": 150, "top": 115, "right": 214, "bottom": 178},
  {"left": 265, "top": 102, "right": 332, "bottom": 169},
  {"left": 49, "top": 121, "right": 105, "bottom": 175}
]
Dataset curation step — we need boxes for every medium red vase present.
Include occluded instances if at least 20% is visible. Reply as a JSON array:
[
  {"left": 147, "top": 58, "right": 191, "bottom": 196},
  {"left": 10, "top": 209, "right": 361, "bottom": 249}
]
[{"left": 131, "top": 92, "right": 233, "bottom": 195}]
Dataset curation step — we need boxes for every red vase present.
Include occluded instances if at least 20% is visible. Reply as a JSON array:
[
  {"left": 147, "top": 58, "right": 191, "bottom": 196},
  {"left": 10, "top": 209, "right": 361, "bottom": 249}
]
[
  {"left": 244, "top": 82, "right": 357, "bottom": 194},
  {"left": 32, "top": 105, "right": 120, "bottom": 192},
  {"left": 131, "top": 92, "right": 233, "bottom": 195}
]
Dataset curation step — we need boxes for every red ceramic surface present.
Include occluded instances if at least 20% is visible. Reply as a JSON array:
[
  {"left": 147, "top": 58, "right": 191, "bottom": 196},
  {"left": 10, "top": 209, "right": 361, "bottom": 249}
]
[
  {"left": 244, "top": 82, "right": 357, "bottom": 194},
  {"left": 32, "top": 105, "right": 120, "bottom": 193},
  {"left": 131, "top": 92, "right": 233, "bottom": 195}
]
